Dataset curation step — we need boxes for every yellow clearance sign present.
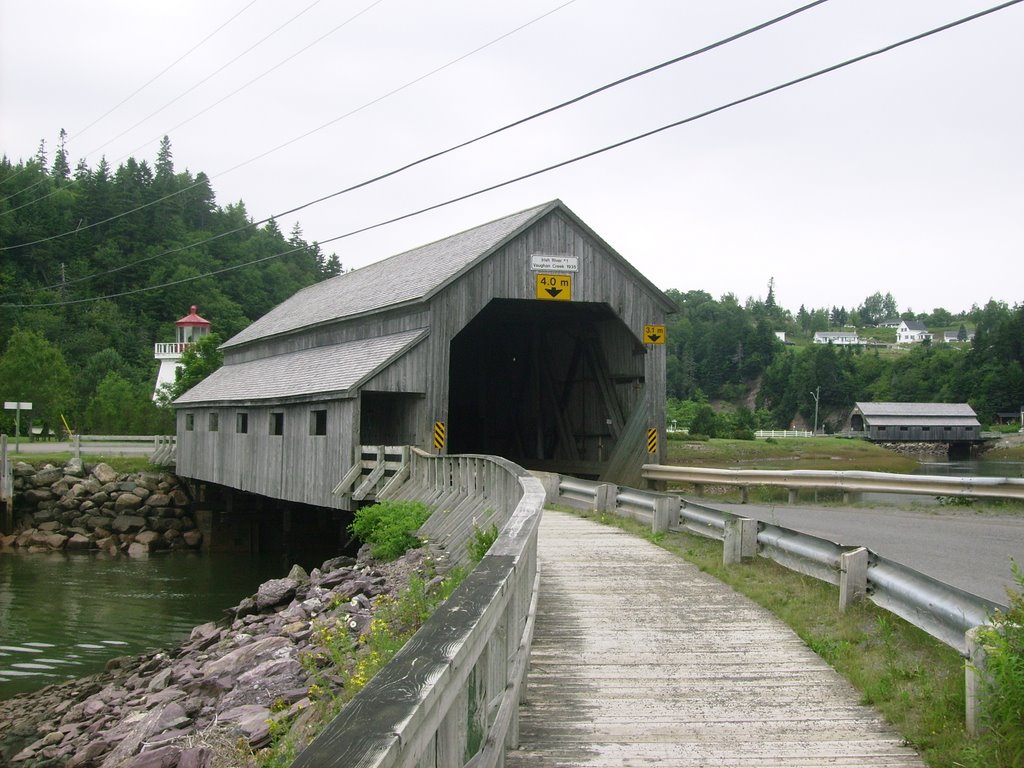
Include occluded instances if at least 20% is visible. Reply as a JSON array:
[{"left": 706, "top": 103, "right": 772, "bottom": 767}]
[
  {"left": 644, "top": 324, "right": 666, "bottom": 344},
  {"left": 535, "top": 273, "right": 572, "bottom": 301}
]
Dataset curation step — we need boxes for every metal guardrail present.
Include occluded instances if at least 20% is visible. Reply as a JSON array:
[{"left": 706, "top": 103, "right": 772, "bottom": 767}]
[
  {"left": 293, "top": 449, "right": 545, "bottom": 768},
  {"left": 546, "top": 473, "right": 1006, "bottom": 656},
  {"left": 642, "top": 464, "right": 1024, "bottom": 501}
]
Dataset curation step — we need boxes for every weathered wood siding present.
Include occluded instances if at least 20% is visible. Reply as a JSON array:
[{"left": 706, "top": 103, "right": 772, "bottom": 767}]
[
  {"left": 176, "top": 399, "right": 355, "bottom": 509},
  {"left": 425, "top": 209, "right": 669, "bottom": 467},
  {"left": 223, "top": 309, "right": 431, "bottom": 366},
  {"left": 176, "top": 204, "right": 671, "bottom": 505},
  {"left": 869, "top": 424, "right": 981, "bottom": 442}
]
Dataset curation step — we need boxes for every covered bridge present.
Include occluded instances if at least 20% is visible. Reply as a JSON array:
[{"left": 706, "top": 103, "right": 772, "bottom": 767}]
[
  {"left": 174, "top": 200, "right": 675, "bottom": 512},
  {"left": 849, "top": 402, "right": 982, "bottom": 443}
]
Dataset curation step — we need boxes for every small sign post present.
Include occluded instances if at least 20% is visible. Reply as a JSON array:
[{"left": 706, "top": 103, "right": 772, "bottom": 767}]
[{"left": 4, "top": 401, "right": 33, "bottom": 451}]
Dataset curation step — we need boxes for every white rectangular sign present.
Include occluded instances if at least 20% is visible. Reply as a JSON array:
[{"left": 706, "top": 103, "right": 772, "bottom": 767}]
[
  {"left": 4, "top": 402, "right": 32, "bottom": 410},
  {"left": 530, "top": 253, "right": 578, "bottom": 273}
]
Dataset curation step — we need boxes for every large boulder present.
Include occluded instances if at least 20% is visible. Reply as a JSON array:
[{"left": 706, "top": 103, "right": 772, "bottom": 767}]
[
  {"left": 91, "top": 463, "right": 118, "bottom": 485},
  {"left": 255, "top": 578, "right": 299, "bottom": 610},
  {"left": 114, "top": 493, "right": 143, "bottom": 512},
  {"left": 112, "top": 515, "right": 147, "bottom": 533}
]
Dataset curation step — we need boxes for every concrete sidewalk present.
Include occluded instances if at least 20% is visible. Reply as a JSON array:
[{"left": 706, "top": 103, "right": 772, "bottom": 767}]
[{"left": 506, "top": 510, "right": 924, "bottom": 767}]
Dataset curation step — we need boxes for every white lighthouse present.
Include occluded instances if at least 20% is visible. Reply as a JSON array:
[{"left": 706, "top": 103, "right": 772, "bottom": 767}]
[{"left": 154, "top": 305, "right": 211, "bottom": 399}]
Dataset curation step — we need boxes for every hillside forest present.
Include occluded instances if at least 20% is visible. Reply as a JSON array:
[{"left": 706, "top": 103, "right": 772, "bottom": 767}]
[{"left": 1, "top": 137, "right": 1022, "bottom": 439}]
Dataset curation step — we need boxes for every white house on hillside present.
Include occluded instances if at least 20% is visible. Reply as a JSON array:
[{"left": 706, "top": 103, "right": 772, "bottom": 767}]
[
  {"left": 814, "top": 330, "right": 859, "bottom": 345},
  {"left": 896, "top": 320, "right": 932, "bottom": 344},
  {"left": 943, "top": 330, "right": 975, "bottom": 343}
]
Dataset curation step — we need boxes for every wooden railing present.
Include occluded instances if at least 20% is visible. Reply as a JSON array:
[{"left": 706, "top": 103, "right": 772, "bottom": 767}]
[{"left": 293, "top": 448, "right": 546, "bottom": 767}]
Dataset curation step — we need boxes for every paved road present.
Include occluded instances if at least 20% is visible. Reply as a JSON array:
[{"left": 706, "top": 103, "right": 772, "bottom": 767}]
[
  {"left": 712, "top": 499, "right": 1024, "bottom": 605},
  {"left": 3, "top": 441, "right": 153, "bottom": 456}
]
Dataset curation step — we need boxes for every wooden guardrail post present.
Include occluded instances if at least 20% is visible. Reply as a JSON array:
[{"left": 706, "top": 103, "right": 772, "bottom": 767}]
[
  {"left": 787, "top": 488, "right": 798, "bottom": 504},
  {"left": 839, "top": 547, "right": 868, "bottom": 612},
  {"left": 723, "top": 517, "right": 757, "bottom": 565}
]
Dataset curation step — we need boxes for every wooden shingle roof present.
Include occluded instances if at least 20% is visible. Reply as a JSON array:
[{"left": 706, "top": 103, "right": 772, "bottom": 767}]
[
  {"left": 175, "top": 328, "right": 428, "bottom": 405},
  {"left": 853, "top": 402, "right": 979, "bottom": 427},
  {"left": 223, "top": 202, "right": 553, "bottom": 349},
  {"left": 223, "top": 199, "right": 674, "bottom": 349}
]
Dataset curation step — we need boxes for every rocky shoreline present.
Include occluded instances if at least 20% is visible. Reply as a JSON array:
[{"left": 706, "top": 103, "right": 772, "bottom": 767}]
[
  {"left": 1, "top": 460, "right": 201, "bottom": 554},
  {"left": 0, "top": 545, "right": 430, "bottom": 767}
]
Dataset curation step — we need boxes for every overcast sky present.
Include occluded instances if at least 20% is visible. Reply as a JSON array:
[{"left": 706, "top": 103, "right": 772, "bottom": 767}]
[{"left": 2, "top": 0, "right": 1021, "bottom": 317}]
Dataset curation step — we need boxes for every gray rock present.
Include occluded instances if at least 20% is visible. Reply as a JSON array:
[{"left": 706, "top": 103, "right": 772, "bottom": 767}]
[
  {"left": 98, "top": 702, "right": 188, "bottom": 768},
  {"left": 115, "top": 493, "right": 143, "bottom": 512},
  {"left": 256, "top": 578, "right": 298, "bottom": 610},
  {"left": 219, "top": 704, "right": 271, "bottom": 747},
  {"left": 66, "top": 533, "right": 93, "bottom": 550},
  {"left": 177, "top": 747, "right": 212, "bottom": 768},
  {"left": 32, "top": 467, "right": 63, "bottom": 487},
  {"left": 127, "top": 542, "right": 151, "bottom": 558},
  {"left": 146, "top": 493, "right": 172, "bottom": 509},
  {"left": 201, "top": 635, "right": 292, "bottom": 678},
  {"left": 112, "top": 515, "right": 146, "bottom": 533},
  {"left": 91, "top": 463, "right": 119, "bottom": 484},
  {"left": 25, "top": 489, "right": 55, "bottom": 505},
  {"left": 121, "top": 745, "right": 181, "bottom": 768},
  {"left": 65, "top": 457, "right": 85, "bottom": 476}
]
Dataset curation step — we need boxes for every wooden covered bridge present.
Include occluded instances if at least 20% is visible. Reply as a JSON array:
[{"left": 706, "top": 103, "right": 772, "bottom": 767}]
[{"left": 174, "top": 200, "right": 674, "bottom": 524}]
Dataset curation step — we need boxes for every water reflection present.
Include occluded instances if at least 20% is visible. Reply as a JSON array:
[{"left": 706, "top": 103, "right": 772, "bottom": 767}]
[{"left": 0, "top": 546, "right": 337, "bottom": 699}]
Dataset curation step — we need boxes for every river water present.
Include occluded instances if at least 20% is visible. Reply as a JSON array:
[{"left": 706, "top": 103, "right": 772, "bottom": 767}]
[{"left": 0, "top": 547, "right": 337, "bottom": 699}]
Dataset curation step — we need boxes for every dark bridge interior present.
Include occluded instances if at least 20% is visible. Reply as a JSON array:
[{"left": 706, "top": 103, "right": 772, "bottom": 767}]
[{"left": 447, "top": 299, "right": 645, "bottom": 477}]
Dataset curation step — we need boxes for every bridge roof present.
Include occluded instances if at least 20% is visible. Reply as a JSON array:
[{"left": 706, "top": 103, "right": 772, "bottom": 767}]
[
  {"left": 222, "top": 199, "right": 674, "bottom": 350},
  {"left": 853, "top": 402, "right": 980, "bottom": 426},
  {"left": 175, "top": 328, "right": 428, "bottom": 405},
  {"left": 223, "top": 202, "right": 547, "bottom": 349}
]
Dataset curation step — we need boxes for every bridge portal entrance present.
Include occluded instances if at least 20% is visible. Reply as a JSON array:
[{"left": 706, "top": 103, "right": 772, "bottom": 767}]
[{"left": 447, "top": 299, "right": 645, "bottom": 478}]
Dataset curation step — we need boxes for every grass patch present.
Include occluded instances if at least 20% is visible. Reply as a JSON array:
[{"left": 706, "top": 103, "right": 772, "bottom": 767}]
[
  {"left": 558, "top": 505, "right": 1019, "bottom": 767},
  {"left": 666, "top": 436, "right": 919, "bottom": 472},
  {"left": 6, "top": 452, "right": 164, "bottom": 473}
]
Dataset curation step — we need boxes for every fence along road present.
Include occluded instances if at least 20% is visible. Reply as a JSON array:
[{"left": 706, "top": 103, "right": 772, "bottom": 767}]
[{"left": 507, "top": 510, "right": 925, "bottom": 766}]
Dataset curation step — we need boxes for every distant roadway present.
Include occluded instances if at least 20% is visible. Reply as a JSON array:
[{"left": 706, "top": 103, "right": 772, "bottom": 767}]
[{"left": 713, "top": 499, "right": 1023, "bottom": 606}]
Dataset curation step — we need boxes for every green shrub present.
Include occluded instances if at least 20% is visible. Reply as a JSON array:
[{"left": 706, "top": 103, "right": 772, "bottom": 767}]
[
  {"left": 975, "top": 561, "right": 1024, "bottom": 766},
  {"left": 467, "top": 523, "right": 498, "bottom": 564},
  {"left": 348, "top": 500, "right": 432, "bottom": 561}
]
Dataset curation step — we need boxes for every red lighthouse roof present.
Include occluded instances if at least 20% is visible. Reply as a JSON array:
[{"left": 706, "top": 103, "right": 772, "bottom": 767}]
[{"left": 176, "top": 305, "right": 211, "bottom": 327}]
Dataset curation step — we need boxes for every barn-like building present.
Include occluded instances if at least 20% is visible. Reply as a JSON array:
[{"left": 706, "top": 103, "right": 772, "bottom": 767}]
[
  {"left": 174, "top": 200, "right": 675, "bottom": 513},
  {"left": 849, "top": 402, "right": 982, "bottom": 443}
]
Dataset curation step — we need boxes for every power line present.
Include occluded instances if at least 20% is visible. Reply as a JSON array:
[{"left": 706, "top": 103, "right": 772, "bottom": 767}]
[
  {"left": 82, "top": 0, "right": 329, "bottom": 161},
  {"left": 72, "top": 0, "right": 262, "bottom": 143},
  {"left": 0, "top": 1, "right": 259, "bottom": 200},
  {"left": 0, "top": 0, "right": 329, "bottom": 218},
  {"left": 7, "top": 0, "right": 1019, "bottom": 310},
  {"left": 0, "top": 0, "right": 824, "bottom": 290},
  {"left": 0, "top": 0, "right": 578, "bottom": 232}
]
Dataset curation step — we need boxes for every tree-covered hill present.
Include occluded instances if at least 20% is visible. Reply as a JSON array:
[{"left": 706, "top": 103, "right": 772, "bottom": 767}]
[
  {"left": 0, "top": 134, "right": 340, "bottom": 436},
  {"left": 1, "top": 135, "right": 1020, "bottom": 438}
]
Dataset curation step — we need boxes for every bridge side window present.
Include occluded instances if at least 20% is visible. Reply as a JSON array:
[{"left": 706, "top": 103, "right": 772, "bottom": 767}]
[
  {"left": 185, "top": 413, "right": 194, "bottom": 431},
  {"left": 208, "top": 413, "right": 219, "bottom": 432},
  {"left": 236, "top": 412, "right": 249, "bottom": 434},
  {"left": 270, "top": 412, "right": 285, "bottom": 436},
  {"left": 310, "top": 409, "right": 327, "bottom": 436}
]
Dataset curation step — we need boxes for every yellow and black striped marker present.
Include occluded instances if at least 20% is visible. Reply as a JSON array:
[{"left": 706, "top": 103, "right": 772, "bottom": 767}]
[
  {"left": 433, "top": 421, "right": 446, "bottom": 451},
  {"left": 646, "top": 427, "right": 658, "bottom": 454}
]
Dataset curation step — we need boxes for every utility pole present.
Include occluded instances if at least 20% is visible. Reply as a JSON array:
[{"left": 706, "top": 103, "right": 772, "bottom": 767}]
[{"left": 810, "top": 387, "right": 820, "bottom": 435}]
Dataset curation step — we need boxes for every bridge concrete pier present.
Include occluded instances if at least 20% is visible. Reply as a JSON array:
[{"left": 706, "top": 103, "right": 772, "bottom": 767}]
[{"left": 507, "top": 510, "right": 925, "bottom": 766}]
